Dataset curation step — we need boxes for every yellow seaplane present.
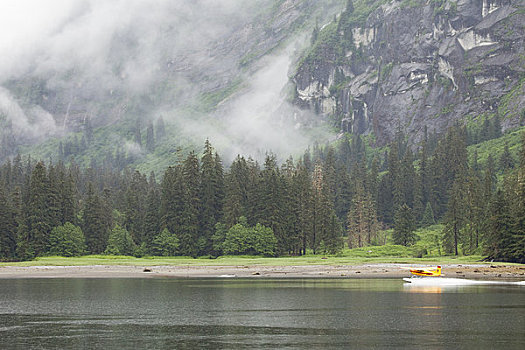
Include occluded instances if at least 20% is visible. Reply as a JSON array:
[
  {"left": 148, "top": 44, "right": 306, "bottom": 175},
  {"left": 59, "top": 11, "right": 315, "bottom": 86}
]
[
  {"left": 409, "top": 265, "right": 442, "bottom": 277},
  {"left": 402, "top": 266, "right": 442, "bottom": 283}
]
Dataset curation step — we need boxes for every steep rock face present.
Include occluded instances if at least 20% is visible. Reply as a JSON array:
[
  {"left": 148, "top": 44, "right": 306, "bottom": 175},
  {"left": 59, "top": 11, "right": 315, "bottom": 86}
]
[{"left": 293, "top": 0, "right": 525, "bottom": 145}]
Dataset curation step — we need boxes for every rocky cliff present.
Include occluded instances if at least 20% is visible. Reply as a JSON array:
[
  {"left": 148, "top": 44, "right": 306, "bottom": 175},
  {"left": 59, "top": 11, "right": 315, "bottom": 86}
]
[{"left": 293, "top": 0, "right": 525, "bottom": 145}]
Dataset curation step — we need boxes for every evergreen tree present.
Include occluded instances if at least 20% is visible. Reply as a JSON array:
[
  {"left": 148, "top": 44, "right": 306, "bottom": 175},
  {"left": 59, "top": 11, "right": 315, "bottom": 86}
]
[
  {"left": 180, "top": 151, "right": 200, "bottom": 257},
  {"left": 507, "top": 151, "right": 525, "bottom": 262},
  {"left": 483, "top": 155, "right": 497, "bottom": 202},
  {"left": 310, "top": 21, "right": 319, "bottom": 45},
  {"left": 211, "top": 222, "right": 228, "bottom": 256},
  {"left": 303, "top": 148, "right": 313, "bottom": 173},
  {"left": 421, "top": 202, "right": 436, "bottom": 227},
  {"left": 377, "top": 173, "right": 394, "bottom": 225},
  {"left": 337, "top": 134, "right": 352, "bottom": 171},
  {"left": 312, "top": 163, "right": 342, "bottom": 254},
  {"left": 484, "top": 190, "right": 514, "bottom": 261},
  {"left": 223, "top": 156, "right": 247, "bottom": 227},
  {"left": 430, "top": 125, "right": 468, "bottom": 219},
  {"left": 253, "top": 154, "right": 286, "bottom": 254},
  {"left": 499, "top": 142, "right": 515, "bottom": 172},
  {"left": 0, "top": 185, "right": 17, "bottom": 260},
  {"left": 347, "top": 180, "right": 378, "bottom": 248},
  {"left": 323, "top": 147, "right": 337, "bottom": 203},
  {"left": 293, "top": 163, "right": 313, "bottom": 255},
  {"left": 58, "top": 169, "right": 77, "bottom": 225},
  {"left": 480, "top": 116, "right": 491, "bottom": 141},
  {"left": 46, "top": 164, "right": 62, "bottom": 229},
  {"left": 310, "top": 164, "right": 324, "bottom": 254},
  {"left": 442, "top": 175, "right": 466, "bottom": 255},
  {"left": 143, "top": 186, "right": 161, "bottom": 252},
  {"left": 393, "top": 204, "right": 416, "bottom": 246},
  {"left": 279, "top": 161, "right": 300, "bottom": 254},
  {"left": 160, "top": 166, "right": 185, "bottom": 236},
  {"left": 82, "top": 183, "right": 110, "bottom": 254},
  {"left": 388, "top": 141, "right": 403, "bottom": 215},
  {"left": 123, "top": 171, "right": 147, "bottom": 245},
  {"left": 491, "top": 114, "right": 502, "bottom": 139},
  {"left": 199, "top": 140, "right": 224, "bottom": 255},
  {"left": 462, "top": 172, "right": 484, "bottom": 254},
  {"left": 471, "top": 150, "right": 481, "bottom": 177},
  {"left": 367, "top": 157, "right": 379, "bottom": 204},
  {"left": 18, "top": 162, "right": 53, "bottom": 258},
  {"left": 400, "top": 149, "right": 416, "bottom": 209}
]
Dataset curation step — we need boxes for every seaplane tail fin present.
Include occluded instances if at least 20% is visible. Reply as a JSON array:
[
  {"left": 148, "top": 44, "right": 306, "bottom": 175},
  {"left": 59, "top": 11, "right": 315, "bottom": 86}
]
[{"left": 435, "top": 265, "right": 442, "bottom": 276}]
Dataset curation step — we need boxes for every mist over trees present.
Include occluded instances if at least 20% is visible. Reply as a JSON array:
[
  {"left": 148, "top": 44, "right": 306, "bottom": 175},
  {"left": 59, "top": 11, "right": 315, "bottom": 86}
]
[{"left": 0, "top": 123, "right": 524, "bottom": 263}]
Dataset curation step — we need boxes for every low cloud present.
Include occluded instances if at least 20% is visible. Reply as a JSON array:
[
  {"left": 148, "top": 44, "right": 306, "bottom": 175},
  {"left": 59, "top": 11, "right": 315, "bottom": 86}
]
[
  {"left": 0, "top": 0, "right": 337, "bottom": 162},
  {"left": 171, "top": 45, "right": 332, "bottom": 163},
  {"left": 0, "top": 87, "right": 58, "bottom": 140}
]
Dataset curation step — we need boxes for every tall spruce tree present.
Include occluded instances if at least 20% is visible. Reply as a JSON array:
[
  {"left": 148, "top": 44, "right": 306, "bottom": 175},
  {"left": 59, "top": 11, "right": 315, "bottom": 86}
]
[
  {"left": 82, "top": 183, "right": 110, "bottom": 254},
  {"left": 442, "top": 176, "right": 466, "bottom": 255},
  {"left": 143, "top": 186, "right": 161, "bottom": 252},
  {"left": 160, "top": 166, "right": 185, "bottom": 236},
  {"left": 484, "top": 190, "right": 514, "bottom": 261},
  {"left": 462, "top": 172, "right": 484, "bottom": 254},
  {"left": 199, "top": 140, "right": 224, "bottom": 255},
  {"left": 499, "top": 142, "right": 515, "bottom": 172},
  {"left": 180, "top": 152, "right": 200, "bottom": 257},
  {"left": 293, "top": 162, "right": 313, "bottom": 255},
  {"left": 0, "top": 185, "right": 17, "bottom": 259},
  {"left": 393, "top": 204, "right": 416, "bottom": 246},
  {"left": 253, "top": 154, "right": 286, "bottom": 254},
  {"left": 18, "top": 162, "right": 54, "bottom": 257},
  {"left": 421, "top": 202, "right": 436, "bottom": 227},
  {"left": 347, "top": 178, "right": 378, "bottom": 248},
  {"left": 123, "top": 171, "right": 147, "bottom": 245}
]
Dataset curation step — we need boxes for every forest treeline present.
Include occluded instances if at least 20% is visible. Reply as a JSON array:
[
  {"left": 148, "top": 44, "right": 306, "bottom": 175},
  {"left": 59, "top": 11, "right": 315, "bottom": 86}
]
[{"left": 0, "top": 122, "right": 524, "bottom": 262}]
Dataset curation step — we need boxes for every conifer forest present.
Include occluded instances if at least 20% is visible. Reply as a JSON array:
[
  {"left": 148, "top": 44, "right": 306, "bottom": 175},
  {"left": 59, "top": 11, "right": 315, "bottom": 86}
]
[{"left": 1, "top": 122, "right": 524, "bottom": 263}]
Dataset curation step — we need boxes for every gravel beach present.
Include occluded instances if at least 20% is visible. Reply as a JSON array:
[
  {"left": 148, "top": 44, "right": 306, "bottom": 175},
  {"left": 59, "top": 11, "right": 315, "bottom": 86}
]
[{"left": 1, "top": 263, "right": 524, "bottom": 279}]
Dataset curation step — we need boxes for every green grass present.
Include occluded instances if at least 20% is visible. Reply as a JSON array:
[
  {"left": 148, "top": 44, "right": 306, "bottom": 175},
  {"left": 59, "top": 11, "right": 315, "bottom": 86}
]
[
  {"left": 2, "top": 225, "right": 500, "bottom": 267},
  {"left": 468, "top": 126, "right": 524, "bottom": 168},
  {"left": 413, "top": 224, "right": 444, "bottom": 256},
  {"left": 0, "top": 251, "right": 498, "bottom": 267},
  {"left": 498, "top": 76, "right": 525, "bottom": 119}
]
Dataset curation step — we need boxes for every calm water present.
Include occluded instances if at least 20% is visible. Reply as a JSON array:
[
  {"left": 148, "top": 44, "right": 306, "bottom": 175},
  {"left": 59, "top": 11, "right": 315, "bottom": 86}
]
[{"left": 0, "top": 278, "right": 524, "bottom": 349}]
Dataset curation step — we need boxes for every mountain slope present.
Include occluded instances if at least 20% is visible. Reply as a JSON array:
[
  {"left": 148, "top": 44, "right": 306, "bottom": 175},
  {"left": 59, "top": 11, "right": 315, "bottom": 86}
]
[{"left": 0, "top": 0, "right": 344, "bottom": 170}]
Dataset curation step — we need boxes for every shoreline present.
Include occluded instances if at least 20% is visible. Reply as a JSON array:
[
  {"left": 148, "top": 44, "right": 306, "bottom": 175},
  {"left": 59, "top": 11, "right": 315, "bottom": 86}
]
[{"left": 1, "top": 263, "right": 524, "bottom": 280}]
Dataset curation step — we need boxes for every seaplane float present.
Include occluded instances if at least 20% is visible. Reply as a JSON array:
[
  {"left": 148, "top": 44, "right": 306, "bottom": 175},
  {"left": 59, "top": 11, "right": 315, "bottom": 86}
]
[{"left": 403, "top": 265, "right": 525, "bottom": 286}]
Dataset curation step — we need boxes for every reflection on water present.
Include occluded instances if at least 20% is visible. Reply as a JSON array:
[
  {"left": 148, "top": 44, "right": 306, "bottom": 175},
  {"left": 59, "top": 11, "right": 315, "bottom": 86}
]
[
  {"left": 0, "top": 278, "right": 523, "bottom": 349},
  {"left": 404, "top": 285, "right": 444, "bottom": 294}
]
